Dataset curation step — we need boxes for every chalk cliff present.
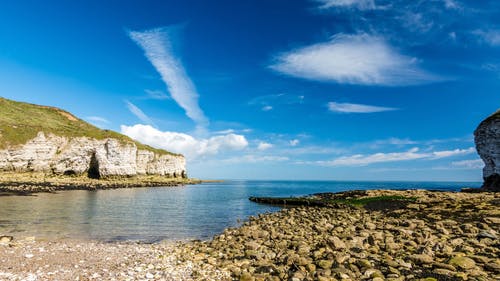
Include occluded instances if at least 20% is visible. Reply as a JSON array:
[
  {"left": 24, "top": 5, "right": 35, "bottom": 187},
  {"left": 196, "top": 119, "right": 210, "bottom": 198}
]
[
  {"left": 474, "top": 110, "right": 500, "bottom": 191},
  {"left": 0, "top": 97, "right": 186, "bottom": 178}
]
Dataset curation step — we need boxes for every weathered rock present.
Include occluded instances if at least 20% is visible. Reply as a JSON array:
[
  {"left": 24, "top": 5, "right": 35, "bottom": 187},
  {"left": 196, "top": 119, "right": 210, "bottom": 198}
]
[
  {"left": 0, "top": 235, "right": 13, "bottom": 244},
  {"left": 0, "top": 132, "right": 186, "bottom": 178},
  {"left": 474, "top": 109, "right": 500, "bottom": 191},
  {"left": 409, "top": 254, "right": 433, "bottom": 264},
  {"left": 449, "top": 256, "right": 476, "bottom": 270}
]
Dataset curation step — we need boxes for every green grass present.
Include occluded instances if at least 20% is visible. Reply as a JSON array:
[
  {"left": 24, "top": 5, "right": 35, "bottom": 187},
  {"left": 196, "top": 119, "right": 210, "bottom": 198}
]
[
  {"left": 0, "top": 97, "right": 179, "bottom": 156},
  {"left": 330, "top": 195, "right": 417, "bottom": 206}
]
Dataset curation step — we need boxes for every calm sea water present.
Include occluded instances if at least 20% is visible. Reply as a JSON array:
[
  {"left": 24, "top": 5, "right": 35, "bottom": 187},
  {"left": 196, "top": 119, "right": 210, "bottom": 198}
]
[{"left": 0, "top": 180, "right": 480, "bottom": 242}]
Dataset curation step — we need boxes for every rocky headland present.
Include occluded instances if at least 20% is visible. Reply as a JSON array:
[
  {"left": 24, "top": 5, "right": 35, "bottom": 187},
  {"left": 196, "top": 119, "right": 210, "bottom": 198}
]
[
  {"left": 0, "top": 97, "right": 190, "bottom": 193},
  {"left": 475, "top": 109, "right": 500, "bottom": 191},
  {"left": 1, "top": 189, "right": 499, "bottom": 280}
]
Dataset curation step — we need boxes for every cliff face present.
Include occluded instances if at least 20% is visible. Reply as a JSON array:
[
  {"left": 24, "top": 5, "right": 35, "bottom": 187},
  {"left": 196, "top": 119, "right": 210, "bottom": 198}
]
[
  {"left": 474, "top": 110, "right": 500, "bottom": 191},
  {"left": 0, "top": 132, "right": 186, "bottom": 178}
]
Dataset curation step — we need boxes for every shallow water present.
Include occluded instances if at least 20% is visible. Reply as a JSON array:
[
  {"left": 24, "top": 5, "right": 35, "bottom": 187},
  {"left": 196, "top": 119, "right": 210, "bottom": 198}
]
[{"left": 0, "top": 180, "right": 480, "bottom": 242}]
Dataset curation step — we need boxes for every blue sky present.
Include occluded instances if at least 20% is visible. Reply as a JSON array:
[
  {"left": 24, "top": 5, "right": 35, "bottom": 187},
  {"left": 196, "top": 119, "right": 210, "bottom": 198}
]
[{"left": 1, "top": 0, "right": 499, "bottom": 181}]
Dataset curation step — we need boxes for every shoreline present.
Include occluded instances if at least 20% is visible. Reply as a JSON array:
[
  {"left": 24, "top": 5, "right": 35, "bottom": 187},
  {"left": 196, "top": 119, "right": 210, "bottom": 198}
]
[
  {"left": 0, "top": 172, "right": 202, "bottom": 195},
  {"left": 1, "top": 189, "right": 499, "bottom": 280}
]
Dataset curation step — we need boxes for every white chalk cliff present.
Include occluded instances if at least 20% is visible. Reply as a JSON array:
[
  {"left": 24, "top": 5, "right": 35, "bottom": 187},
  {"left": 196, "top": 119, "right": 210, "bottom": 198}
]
[
  {"left": 0, "top": 132, "right": 186, "bottom": 178},
  {"left": 474, "top": 110, "right": 500, "bottom": 191}
]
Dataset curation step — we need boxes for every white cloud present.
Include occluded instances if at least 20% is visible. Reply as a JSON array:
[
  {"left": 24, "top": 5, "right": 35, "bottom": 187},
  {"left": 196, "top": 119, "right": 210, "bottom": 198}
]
[
  {"left": 311, "top": 146, "right": 476, "bottom": 167},
  {"left": 473, "top": 29, "right": 500, "bottom": 46},
  {"left": 86, "top": 116, "right": 110, "bottom": 124},
  {"left": 430, "top": 147, "right": 476, "bottom": 159},
  {"left": 125, "top": 101, "right": 156, "bottom": 127},
  {"left": 270, "top": 34, "right": 438, "bottom": 86},
  {"left": 289, "top": 139, "right": 300, "bottom": 146},
  {"left": 443, "top": 0, "right": 461, "bottom": 10},
  {"left": 129, "top": 28, "right": 209, "bottom": 128},
  {"left": 316, "top": 0, "right": 375, "bottom": 10},
  {"left": 373, "top": 138, "right": 418, "bottom": 146},
  {"left": 144, "top": 89, "right": 170, "bottom": 100},
  {"left": 257, "top": 142, "right": 273, "bottom": 151},
  {"left": 262, "top": 105, "right": 273, "bottom": 111},
  {"left": 221, "top": 155, "right": 289, "bottom": 164},
  {"left": 121, "top": 124, "right": 248, "bottom": 159},
  {"left": 327, "top": 101, "right": 398, "bottom": 113},
  {"left": 451, "top": 159, "right": 484, "bottom": 169}
]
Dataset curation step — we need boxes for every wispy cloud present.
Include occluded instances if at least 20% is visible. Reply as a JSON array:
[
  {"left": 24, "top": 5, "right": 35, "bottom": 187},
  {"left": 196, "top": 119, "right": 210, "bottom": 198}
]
[
  {"left": 86, "top": 116, "right": 110, "bottom": 124},
  {"left": 144, "top": 89, "right": 170, "bottom": 100},
  {"left": 257, "top": 142, "right": 273, "bottom": 151},
  {"left": 371, "top": 137, "right": 418, "bottom": 146},
  {"left": 249, "top": 93, "right": 304, "bottom": 112},
  {"left": 431, "top": 147, "right": 475, "bottom": 159},
  {"left": 289, "top": 139, "right": 300, "bottom": 146},
  {"left": 451, "top": 159, "right": 484, "bottom": 169},
  {"left": 270, "top": 34, "right": 439, "bottom": 86},
  {"left": 129, "top": 27, "right": 209, "bottom": 129},
  {"left": 221, "top": 155, "right": 289, "bottom": 164},
  {"left": 125, "top": 101, "right": 156, "bottom": 127},
  {"left": 327, "top": 101, "right": 398, "bottom": 113},
  {"left": 121, "top": 124, "right": 248, "bottom": 160},
  {"left": 315, "top": 0, "right": 376, "bottom": 10},
  {"left": 443, "top": 0, "right": 461, "bottom": 10},
  {"left": 473, "top": 29, "right": 500, "bottom": 46},
  {"left": 310, "top": 147, "right": 475, "bottom": 167}
]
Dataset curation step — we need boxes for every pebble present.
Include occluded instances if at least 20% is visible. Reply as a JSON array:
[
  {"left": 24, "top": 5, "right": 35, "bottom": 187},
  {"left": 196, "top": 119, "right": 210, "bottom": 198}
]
[{"left": 0, "top": 189, "right": 498, "bottom": 281}]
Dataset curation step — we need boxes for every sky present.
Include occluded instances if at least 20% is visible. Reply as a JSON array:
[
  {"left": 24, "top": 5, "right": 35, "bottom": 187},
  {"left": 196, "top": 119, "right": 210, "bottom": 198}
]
[{"left": 0, "top": 0, "right": 499, "bottom": 181}]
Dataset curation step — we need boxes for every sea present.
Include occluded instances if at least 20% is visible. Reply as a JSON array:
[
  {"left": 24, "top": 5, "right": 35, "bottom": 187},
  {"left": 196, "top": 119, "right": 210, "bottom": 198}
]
[{"left": 0, "top": 180, "right": 481, "bottom": 242}]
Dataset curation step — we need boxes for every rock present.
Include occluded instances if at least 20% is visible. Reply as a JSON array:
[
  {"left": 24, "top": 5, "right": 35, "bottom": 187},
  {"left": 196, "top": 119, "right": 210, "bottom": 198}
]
[
  {"left": 0, "top": 236, "right": 13, "bottom": 244},
  {"left": 239, "top": 272, "right": 254, "bottom": 281},
  {"left": 477, "top": 231, "right": 497, "bottom": 240},
  {"left": 409, "top": 254, "right": 433, "bottom": 264},
  {"left": 484, "top": 262, "right": 500, "bottom": 273},
  {"left": 433, "top": 262, "right": 456, "bottom": 271},
  {"left": 365, "top": 222, "right": 376, "bottom": 230},
  {"left": 318, "top": 260, "right": 334, "bottom": 269},
  {"left": 0, "top": 132, "right": 186, "bottom": 178},
  {"left": 329, "top": 236, "right": 346, "bottom": 250},
  {"left": 474, "top": 109, "right": 500, "bottom": 191},
  {"left": 449, "top": 256, "right": 476, "bottom": 270},
  {"left": 433, "top": 268, "right": 454, "bottom": 276}
]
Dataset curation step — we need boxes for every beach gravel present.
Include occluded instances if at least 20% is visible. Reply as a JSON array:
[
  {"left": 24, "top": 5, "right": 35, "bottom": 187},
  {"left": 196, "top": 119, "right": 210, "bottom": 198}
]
[{"left": 1, "top": 189, "right": 499, "bottom": 280}]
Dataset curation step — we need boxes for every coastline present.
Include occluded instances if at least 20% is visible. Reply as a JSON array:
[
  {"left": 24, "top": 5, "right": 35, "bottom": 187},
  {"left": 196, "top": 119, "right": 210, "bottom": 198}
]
[
  {"left": 0, "top": 172, "right": 202, "bottom": 195},
  {"left": 1, "top": 189, "right": 498, "bottom": 280}
]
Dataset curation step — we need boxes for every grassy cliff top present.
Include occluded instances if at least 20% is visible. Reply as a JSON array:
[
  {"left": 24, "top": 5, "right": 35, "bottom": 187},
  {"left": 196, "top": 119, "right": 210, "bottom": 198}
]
[{"left": 0, "top": 97, "right": 179, "bottom": 156}]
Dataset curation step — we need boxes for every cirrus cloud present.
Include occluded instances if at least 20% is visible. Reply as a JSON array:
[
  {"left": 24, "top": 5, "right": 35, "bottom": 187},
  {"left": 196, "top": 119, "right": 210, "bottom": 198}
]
[
  {"left": 328, "top": 101, "right": 398, "bottom": 113},
  {"left": 129, "top": 27, "right": 209, "bottom": 129},
  {"left": 315, "top": 0, "right": 376, "bottom": 10}
]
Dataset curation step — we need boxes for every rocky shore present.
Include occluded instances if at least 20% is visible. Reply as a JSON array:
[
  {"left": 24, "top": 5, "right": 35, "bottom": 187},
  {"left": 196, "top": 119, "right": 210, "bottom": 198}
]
[
  {"left": 0, "top": 172, "right": 201, "bottom": 195},
  {"left": 1, "top": 189, "right": 499, "bottom": 280}
]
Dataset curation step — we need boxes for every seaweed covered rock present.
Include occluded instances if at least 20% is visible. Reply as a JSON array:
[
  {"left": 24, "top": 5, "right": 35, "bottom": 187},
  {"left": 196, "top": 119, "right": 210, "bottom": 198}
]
[{"left": 474, "top": 109, "right": 500, "bottom": 191}]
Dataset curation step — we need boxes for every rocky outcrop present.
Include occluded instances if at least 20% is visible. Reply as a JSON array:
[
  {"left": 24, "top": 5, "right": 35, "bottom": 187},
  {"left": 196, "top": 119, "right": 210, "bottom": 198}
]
[
  {"left": 0, "top": 132, "right": 186, "bottom": 178},
  {"left": 474, "top": 110, "right": 500, "bottom": 191}
]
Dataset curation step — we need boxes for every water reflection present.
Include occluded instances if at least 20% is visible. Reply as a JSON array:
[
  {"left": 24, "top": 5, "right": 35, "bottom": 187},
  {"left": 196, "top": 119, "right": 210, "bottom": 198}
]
[{"left": 0, "top": 180, "right": 477, "bottom": 242}]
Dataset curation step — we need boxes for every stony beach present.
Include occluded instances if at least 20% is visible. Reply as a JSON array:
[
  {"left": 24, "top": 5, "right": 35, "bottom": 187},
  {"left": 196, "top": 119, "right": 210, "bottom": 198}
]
[
  {"left": 1, "top": 189, "right": 499, "bottom": 281},
  {"left": 0, "top": 172, "right": 201, "bottom": 195}
]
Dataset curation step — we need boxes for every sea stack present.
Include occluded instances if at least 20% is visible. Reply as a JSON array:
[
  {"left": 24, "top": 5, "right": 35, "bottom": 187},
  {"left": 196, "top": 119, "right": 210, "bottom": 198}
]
[{"left": 474, "top": 109, "right": 500, "bottom": 191}]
